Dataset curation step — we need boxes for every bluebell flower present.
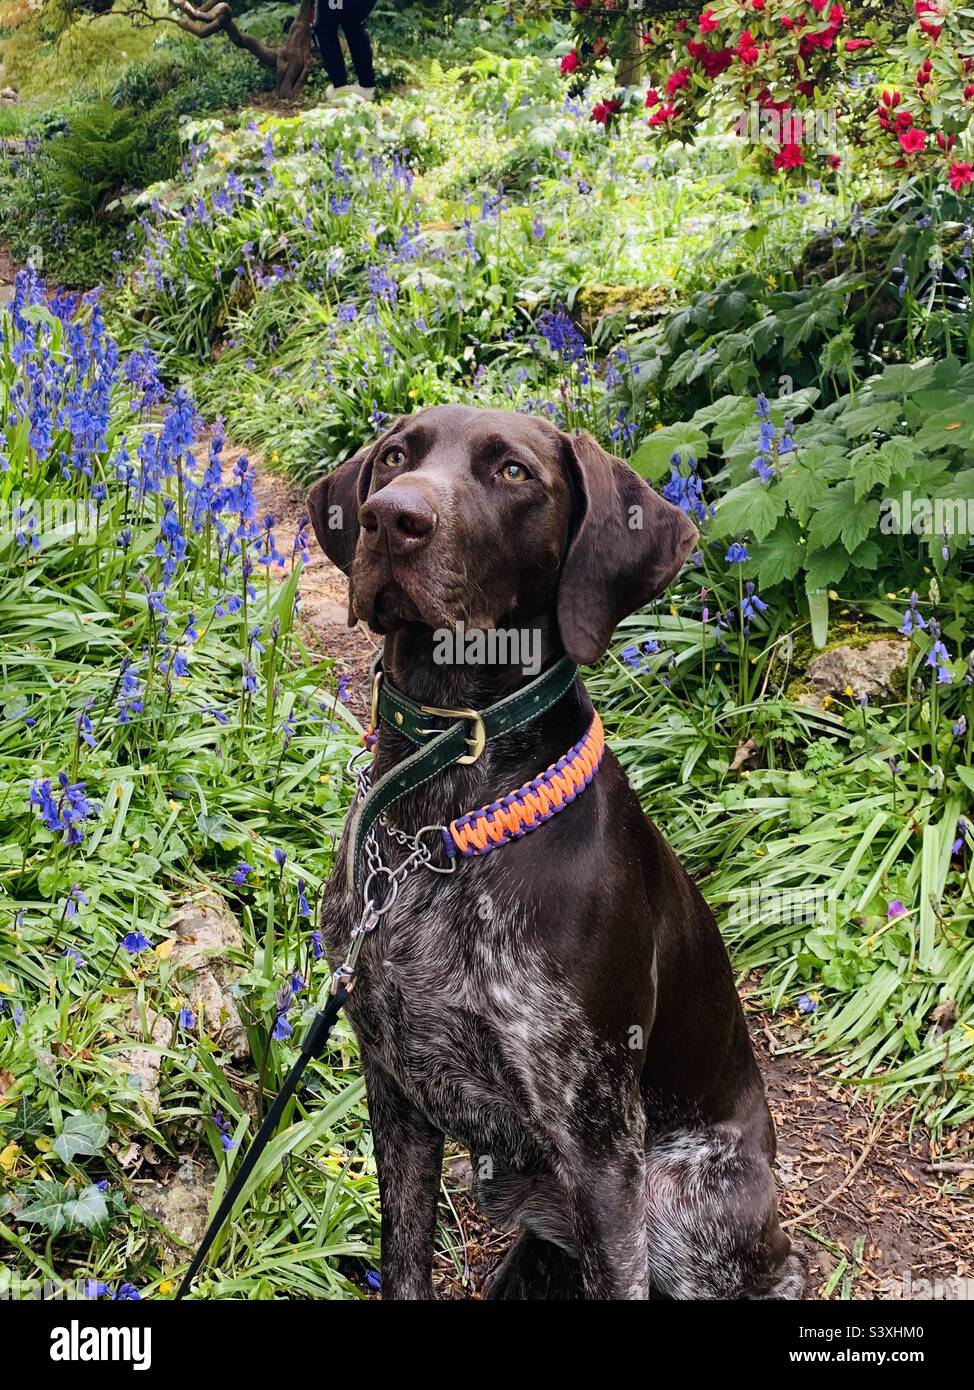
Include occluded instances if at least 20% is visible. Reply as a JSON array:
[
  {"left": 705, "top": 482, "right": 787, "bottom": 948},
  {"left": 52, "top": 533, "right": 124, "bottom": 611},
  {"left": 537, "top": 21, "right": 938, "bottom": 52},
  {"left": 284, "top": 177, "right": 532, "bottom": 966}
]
[
  {"left": 297, "top": 878, "right": 312, "bottom": 918},
  {"left": 178, "top": 1008, "right": 196, "bottom": 1029},
  {"left": 725, "top": 542, "right": 749, "bottom": 565},
  {"left": 797, "top": 994, "right": 818, "bottom": 1015},
  {"left": 122, "top": 931, "right": 152, "bottom": 955},
  {"left": 741, "top": 581, "right": 768, "bottom": 625},
  {"left": 232, "top": 861, "right": 254, "bottom": 886},
  {"left": 900, "top": 592, "right": 926, "bottom": 636}
]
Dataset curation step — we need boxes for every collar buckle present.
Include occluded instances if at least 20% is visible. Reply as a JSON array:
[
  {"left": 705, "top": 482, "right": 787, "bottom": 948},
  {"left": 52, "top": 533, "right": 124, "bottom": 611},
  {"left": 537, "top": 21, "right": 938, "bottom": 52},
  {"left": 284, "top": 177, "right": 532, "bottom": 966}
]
[{"left": 419, "top": 704, "right": 486, "bottom": 764}]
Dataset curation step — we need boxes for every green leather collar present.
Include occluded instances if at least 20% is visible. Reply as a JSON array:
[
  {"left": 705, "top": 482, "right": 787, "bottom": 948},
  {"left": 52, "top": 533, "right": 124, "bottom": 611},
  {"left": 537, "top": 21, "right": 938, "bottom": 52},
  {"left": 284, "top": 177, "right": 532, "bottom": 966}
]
[{"left": 346, "top": 654, "right": 579, "bottom": 892}]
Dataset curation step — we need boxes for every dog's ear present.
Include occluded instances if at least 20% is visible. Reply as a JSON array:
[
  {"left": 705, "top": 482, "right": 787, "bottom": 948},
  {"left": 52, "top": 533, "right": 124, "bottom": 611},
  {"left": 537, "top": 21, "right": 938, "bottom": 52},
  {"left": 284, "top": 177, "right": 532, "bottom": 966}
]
[
  {"left": 306, "top": 442, "right": 376, "bottom": 577},
  {"left": 557, "top": 433, "right": 697, "bottom": 666}
]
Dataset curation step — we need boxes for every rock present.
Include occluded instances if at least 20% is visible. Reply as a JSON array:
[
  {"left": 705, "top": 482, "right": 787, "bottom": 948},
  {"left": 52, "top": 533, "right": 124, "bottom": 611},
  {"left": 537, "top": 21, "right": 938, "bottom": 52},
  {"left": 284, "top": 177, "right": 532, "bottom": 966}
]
[
  {"left": 120, "top": 1008, "right": 174, "bottom": 1114},
  {"left": 805, "top": 639, "right": 908, "bottom": 702},
  {"left": 134, "top": 1159, "right": 219, "bottom": 1256},
  {"left": 169, "top": 893, "right": 250, "bottom": 1062}
]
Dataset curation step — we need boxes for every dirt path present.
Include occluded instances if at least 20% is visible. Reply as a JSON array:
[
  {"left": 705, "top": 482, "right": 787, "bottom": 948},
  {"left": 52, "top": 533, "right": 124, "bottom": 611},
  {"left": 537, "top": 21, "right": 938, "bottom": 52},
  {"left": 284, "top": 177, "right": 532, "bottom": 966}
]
[{"left": 240, "top": 442, "right": 974, "bottom": 1301}]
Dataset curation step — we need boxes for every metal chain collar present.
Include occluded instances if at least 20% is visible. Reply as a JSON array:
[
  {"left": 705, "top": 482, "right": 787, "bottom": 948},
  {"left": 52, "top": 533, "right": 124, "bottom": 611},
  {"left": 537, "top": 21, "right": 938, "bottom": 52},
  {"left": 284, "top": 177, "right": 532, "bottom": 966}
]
[{"left": 331, "top": 749, "right": 456, "bottom": 995}]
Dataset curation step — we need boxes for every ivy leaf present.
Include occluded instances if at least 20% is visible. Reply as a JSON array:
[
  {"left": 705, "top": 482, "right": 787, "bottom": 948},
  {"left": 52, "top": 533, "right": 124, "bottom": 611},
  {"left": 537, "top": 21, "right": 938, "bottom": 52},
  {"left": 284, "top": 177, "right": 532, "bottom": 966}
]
[
  {"left": 53, "top": 1111, "right": 109, "bottom": 1165},
  {"left": 63, "top": 1183, "right": 110, "bottom": 1232}
]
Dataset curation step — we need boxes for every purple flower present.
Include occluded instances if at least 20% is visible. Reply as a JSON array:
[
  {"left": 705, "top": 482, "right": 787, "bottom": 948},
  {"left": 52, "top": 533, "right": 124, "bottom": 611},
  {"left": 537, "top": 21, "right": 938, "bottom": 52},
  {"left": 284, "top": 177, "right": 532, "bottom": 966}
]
[
  {"left": 886, "top": 900, "right": 907, "bottom": 920},
  {"left": 178, "top": 1008, "right": 196, "bottom": 1029},
  {"left": 122, "top": 931, "right": 152, "bottom": 955},
  {"left": 797, "top": 994, "right": 818, "bottom": 1015},
  {"left": 899, "top": 591, "right": 926, "bottom": 636},
  {"left": 232, "top": 861, "right": 254, "bottom": 886},
  {"left": 725, "top": 542, "right": 749, "bottom": 565}
]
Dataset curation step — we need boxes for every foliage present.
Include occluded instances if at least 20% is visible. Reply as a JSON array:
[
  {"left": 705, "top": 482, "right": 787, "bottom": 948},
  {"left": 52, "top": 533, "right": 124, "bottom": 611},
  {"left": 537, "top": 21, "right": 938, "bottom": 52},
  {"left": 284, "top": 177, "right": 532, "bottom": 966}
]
[
  {"left": 0, "top": 272, "right": 375, "bottom": 1296},
  {"left": 559, "top": 0, "right": 974, "bottom": 188}
]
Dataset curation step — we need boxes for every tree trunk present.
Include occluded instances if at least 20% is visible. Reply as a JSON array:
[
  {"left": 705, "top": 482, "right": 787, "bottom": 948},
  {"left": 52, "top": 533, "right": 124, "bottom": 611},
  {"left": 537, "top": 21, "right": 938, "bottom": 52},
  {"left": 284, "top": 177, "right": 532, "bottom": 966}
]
[
  {"left": 276, "top": 0, "right": 316, "bottom": 98},
  {"left": 614, "top": 19, "right": 643, "bottom": 90}
]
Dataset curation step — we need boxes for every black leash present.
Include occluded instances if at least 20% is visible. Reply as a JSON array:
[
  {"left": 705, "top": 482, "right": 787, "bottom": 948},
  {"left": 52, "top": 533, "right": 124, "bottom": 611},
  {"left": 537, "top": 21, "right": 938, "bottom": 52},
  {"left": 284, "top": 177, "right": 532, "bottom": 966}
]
[
  {"left": 175, "top": 984, "right": 349, "bottom": 1299},
  {"left": 176, "top": 657, "right": 582, "bottom": 1297}
]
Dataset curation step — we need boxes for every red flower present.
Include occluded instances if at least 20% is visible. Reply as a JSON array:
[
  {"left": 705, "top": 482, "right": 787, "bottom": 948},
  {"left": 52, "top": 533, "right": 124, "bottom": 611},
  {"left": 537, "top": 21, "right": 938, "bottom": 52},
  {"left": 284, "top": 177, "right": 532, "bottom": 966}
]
[
  {"left": 827, "top": 154, "right": 842, "bottom": 170},
  {"left": 736, "top": 29, "right": 760, "bottom": 64},
  {"left": 666, "top": 66, "right": 692, "bottom": 96},
  {"left": 899, "top": 128, "right": 928, "bottom": 154},
  {"left": 936, "top": 131, "right": 956, "bottom": 151},
  {"left": 949, "top": 161, "right": 974, "bottom": 190},
  {"left": 845, "top": 38, "right": 873, "bottom": 50},
  {"left": 895, "top": 110, "right": 914, "bottom": 130},
  {"left": 919, "top": 19, "right": 943, "bottom": 38},
  {"left": 698, "top": 7, "right": 719, "bottom": 33},
  {"left": 560, "top": 50, "right": 580, "bottom": 75},
  {"left": 773, "top": 142, "right": 805, "bottom": 170},
  {"left": 648, "top": 101, "right": 680, "bottom": 127},
  {"left": 593, "top": 36, "right": 609, "bottom": 58},
  {"left": 753, "top": 0, "right": 765, "bottom": 9},
  {"left": 591, "top": 99, "right": 621, "bottom": 126},
  {"left": 645, "top": 88, "right": 661, "bottom": 108},
  {"left": 965, "top": 84, "right": 974, "bottom": 101},
  {"left": 809, "top": 0, "right": 828, "bottom": 11},
  {"left": 573, "top": 0, "right": 592, "bottom": 8}
]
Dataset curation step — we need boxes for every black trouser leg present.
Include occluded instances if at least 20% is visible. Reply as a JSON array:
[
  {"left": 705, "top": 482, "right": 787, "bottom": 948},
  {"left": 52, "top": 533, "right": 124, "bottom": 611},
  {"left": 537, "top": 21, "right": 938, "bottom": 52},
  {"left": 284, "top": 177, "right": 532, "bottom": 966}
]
[
  {"left": 315, "top": 7, "right": 348, "bottom": 87},
  {"left": 341, "top": 0, "right": 376, "bottom": 88}
]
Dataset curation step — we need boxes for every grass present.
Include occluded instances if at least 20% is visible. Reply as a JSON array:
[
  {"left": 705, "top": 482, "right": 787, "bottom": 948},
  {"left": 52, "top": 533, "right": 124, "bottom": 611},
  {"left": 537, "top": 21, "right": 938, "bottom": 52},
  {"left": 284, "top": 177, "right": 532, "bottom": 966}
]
[{"left": 0, "top": 11, "right": 972, "bottom": 1301}]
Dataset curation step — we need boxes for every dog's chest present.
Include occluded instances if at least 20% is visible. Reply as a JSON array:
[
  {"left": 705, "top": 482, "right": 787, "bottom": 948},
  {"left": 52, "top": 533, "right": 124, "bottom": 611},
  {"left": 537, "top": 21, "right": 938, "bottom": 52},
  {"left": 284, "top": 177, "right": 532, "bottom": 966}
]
[{"left": 321, "top": 858, "right": 601, "bottom": 1157}]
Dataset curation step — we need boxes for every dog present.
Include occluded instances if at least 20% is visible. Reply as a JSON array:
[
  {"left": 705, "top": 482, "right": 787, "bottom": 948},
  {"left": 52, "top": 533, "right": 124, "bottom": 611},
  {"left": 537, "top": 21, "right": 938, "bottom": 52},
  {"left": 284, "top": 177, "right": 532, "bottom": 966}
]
[{"left": 307, "top": 404, "right": 805, "bottom": 1300}]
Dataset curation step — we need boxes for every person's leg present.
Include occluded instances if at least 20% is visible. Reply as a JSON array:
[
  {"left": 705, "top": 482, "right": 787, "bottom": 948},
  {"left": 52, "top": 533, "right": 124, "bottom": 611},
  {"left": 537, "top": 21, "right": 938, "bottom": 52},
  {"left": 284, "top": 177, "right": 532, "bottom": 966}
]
[
  {"left": 314, "top": 1, "right": 349, "bottom": 87},
  {"left": 339, "top": 0, "right": 377, "bottom": 90}
]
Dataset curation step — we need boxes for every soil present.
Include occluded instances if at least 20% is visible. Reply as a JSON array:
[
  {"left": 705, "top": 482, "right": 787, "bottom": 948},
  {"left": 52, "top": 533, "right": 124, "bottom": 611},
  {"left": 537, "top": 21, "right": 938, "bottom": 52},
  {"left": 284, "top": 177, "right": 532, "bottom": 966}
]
[{"left": 247, "top": 445, "right": 973, "bottom": 1302}]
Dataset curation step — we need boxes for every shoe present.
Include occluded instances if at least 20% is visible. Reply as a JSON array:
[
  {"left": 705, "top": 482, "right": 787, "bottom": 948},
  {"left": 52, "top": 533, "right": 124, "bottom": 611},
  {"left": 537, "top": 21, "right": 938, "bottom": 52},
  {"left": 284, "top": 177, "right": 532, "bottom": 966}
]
[{"left": 348, "top": 84, "right": 375, "bottom": 101}]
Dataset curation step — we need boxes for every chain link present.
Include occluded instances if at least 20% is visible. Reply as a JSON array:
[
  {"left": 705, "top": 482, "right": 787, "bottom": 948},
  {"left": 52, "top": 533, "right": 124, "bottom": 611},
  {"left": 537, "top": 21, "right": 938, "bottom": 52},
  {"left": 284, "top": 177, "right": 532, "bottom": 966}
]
[{"left": 333, "top": 748, "right": 455, "bottom": 994}]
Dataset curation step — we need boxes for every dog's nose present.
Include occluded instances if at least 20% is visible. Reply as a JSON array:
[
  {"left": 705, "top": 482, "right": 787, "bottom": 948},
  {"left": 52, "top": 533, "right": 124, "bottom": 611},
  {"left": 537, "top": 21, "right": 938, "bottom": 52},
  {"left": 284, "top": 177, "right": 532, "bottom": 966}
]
[{"left": 359, "top": 488, "right": 438, "bottom": 557}]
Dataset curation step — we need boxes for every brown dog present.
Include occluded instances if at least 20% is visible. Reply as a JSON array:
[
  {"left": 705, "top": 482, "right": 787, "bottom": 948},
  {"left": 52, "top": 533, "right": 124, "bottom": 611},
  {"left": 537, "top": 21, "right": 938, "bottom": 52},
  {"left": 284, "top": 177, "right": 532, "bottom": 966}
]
[{"left": 308, "top": 405, "right": 804, "bottom": 1300}]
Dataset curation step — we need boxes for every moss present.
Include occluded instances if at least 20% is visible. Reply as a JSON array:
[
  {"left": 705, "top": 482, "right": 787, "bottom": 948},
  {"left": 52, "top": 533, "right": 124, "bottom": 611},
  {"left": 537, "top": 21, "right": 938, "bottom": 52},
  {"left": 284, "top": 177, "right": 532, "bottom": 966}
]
[{"left": 576, "top": 282, "right": 675, "bottom": 326}]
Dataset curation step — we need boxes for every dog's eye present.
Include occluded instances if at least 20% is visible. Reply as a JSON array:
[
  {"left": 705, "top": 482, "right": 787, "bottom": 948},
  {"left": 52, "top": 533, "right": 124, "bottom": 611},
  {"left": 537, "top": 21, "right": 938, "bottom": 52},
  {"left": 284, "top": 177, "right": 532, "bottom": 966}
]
[
  {"left": 383, "top": 447, "right": 406, "bottom": 468},
  {"left": 498, "top": 461, "right": 531, "bottom": 483}
]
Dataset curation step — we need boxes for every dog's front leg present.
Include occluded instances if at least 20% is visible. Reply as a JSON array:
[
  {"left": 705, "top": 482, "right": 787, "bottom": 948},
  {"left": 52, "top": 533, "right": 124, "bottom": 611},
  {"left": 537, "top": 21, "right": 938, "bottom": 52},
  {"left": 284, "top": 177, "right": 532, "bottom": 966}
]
[
  {"left": 563, "top": 1143, "right": 649, "bottom": 1300},
  {"left": 364, "top": 1055, "right": 444, "bottom": 1300}
]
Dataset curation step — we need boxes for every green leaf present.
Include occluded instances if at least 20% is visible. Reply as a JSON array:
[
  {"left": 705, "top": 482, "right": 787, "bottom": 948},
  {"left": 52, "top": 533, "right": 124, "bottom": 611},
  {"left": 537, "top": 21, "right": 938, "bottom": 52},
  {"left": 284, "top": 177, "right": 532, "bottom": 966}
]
[
  {"left": 806, "top": 586, "right": 830, "bottom": 649},
  {"left": 629, "top": 424, "right": 709, "bottom": 482},
  {"left": 53, "top": 1112, "right": 109, "bottom": 1165},
  {"left": 877, "top": 360, "right": 937, "bottom": 396},
  {"left": 841, "top": 398, "right": 902, "bottom": 438},
  {"left": 851, "top": 447, "right": 892, "bottom": 503},
  {"left": 807, "top": 479, "right": 857, "bottom": 550},
  {"left": 713, "top": 477, "right": 785, "bottom": 541},
  {"left": 755, "top": 517, "right": 804, "bottom": 588},
  {"left": 805, "top": 544, "right": 850, "bottom": 591}
]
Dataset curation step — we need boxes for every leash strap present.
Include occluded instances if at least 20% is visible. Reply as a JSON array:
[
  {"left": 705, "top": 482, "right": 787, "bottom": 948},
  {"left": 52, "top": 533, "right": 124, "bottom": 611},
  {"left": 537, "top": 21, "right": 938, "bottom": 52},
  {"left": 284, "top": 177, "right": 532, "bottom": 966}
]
[
  {"left": 175, "top": 985, "right": 349, "bottom": 1300},
  {"left": 346, "top": 655, "right": 579, "bottom": 892}
]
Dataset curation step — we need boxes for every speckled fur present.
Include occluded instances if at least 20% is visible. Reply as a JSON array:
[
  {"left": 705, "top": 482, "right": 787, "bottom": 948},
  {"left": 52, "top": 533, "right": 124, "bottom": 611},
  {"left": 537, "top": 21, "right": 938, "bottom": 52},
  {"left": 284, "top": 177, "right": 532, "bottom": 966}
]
[{"left": 311, "top": 406, "right": 805, "bottom": 1301}]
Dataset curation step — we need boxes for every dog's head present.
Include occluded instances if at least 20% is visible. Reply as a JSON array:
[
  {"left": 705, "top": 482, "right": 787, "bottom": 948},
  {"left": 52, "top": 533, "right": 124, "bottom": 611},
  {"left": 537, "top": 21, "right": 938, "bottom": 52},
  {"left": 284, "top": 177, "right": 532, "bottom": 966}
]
[{"left": 306, "top": 404, "right": 696, "bottom": 664}]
